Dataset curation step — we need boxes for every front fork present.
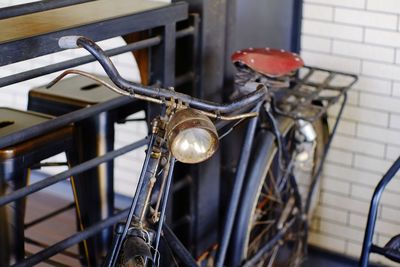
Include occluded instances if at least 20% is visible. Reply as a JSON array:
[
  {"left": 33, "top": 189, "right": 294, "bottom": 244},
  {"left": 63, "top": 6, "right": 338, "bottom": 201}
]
[{"left": 104, "top": 120, "right": 173, "bottom": 267}]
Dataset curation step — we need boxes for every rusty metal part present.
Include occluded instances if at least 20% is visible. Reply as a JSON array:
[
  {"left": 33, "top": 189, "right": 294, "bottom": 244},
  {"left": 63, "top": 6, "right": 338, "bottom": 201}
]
[
  {"left": 151, "top": 154, "right": 172, "bottom": 223},
  {"left": 140, "top": 177, "right": 157, "bottom": 222}
]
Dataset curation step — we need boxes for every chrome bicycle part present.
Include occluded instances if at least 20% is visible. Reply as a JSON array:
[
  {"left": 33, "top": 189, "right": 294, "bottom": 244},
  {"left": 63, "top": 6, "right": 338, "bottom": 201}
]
[{"left": 166, "top": 108, "right": 218, "bottom": 163}]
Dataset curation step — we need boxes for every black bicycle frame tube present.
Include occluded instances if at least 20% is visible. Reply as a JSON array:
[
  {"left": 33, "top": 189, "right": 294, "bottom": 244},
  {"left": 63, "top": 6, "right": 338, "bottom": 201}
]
[
  {"left": 215, "top": 103, "right": 262, "bottom": 267},
  {"left": 133, "top": 154, "right": 161, "bottom": 219},
  {"left": 105, "top": 134, "right": 156, "bottom": 267},
  {"left": 153, "top": 156, "right": 175, "bottom": 266},
  {"left": 359, "top": 157, "right": 400, "bottom": 267},
  {"left": 75, "top": 37, "right": 266, "bottom": 115},
  {"left": 163, "top": 224, "right": 198, "bottom": 266},
  {"left": 305, "top": 93, "right": 348, "bottom": 214}
]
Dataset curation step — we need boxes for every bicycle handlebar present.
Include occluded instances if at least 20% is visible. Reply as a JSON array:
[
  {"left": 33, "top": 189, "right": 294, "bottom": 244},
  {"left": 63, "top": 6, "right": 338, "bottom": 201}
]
[{"left": 58, "top": 36, "right": 267, "bottom": 115}]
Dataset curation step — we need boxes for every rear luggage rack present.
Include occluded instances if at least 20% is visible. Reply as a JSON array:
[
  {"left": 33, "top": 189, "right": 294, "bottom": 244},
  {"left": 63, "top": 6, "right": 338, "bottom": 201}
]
[{"left": 271, "top": 66, "right": 358, "bottom": 122}]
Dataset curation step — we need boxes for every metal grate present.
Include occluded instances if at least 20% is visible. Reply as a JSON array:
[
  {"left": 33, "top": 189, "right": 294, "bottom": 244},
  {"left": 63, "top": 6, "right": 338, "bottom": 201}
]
[{"left": 270, "top": 66, "right": 358, "bottom": 122}]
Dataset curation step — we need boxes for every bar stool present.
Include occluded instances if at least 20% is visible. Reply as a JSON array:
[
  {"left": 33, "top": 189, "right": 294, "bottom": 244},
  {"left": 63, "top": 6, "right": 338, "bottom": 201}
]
[
  {"left": 28, "top": 75, "right": 145, "bottom": 265},
  {"left": 0, "top": 107, "right": 74, "bottom": 266}
]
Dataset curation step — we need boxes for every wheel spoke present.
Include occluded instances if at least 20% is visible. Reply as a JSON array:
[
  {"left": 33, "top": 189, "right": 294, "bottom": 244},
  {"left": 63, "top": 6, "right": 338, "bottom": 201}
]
[
  {"left": 259, "top": 192, "right": 282, "bottom": 204},
  {"left": 266, "top": 245, "right": 280, "bottom": 267},
  {"left": 248, "top": 223, "right": 274, "bottom": 253},
  {"left": 252, "top": 219, "right": 275, "bottom": 226}
]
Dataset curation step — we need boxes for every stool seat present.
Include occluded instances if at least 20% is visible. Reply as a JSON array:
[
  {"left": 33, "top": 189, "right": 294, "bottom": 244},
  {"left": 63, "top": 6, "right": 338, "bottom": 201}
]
[
  {"left": 0, "top": 108, "right": 51, "bottom": 137},
  {"left": 28, "top": 75, "right": 142, "bottom": 119},
  {"left": 0, "top": 108, "right": 73, "bottom": 160}
]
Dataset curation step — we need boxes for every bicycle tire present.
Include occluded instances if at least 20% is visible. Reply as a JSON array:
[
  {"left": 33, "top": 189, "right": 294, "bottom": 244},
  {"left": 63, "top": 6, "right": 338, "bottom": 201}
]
[{"left": 229, "top": 116, "right": 328, "bottom": 267}]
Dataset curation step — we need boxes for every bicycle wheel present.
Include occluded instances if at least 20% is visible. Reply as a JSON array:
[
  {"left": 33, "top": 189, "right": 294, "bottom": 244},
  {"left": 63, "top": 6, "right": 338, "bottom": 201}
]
[{"left": 229, "top": 116, "right": 328, "bottom": 267}]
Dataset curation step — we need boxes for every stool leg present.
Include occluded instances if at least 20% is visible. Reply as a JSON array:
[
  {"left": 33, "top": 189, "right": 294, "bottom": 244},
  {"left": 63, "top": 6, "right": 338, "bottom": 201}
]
[
  {"left": 68, "top": 113, "right": 115, "bottom": 265},
  {"left": 0, "top": 166, "right": 28, "bottom": 265},
  {"left": 0, "top": 180, "right": 11, "bottom": 266}
]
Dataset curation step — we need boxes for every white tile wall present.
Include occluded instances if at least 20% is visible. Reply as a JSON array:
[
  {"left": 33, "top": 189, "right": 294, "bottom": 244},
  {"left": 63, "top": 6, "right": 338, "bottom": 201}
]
[
  {"left": 335, "top": 8, "right": 398, "bottom": 30},
  {"left": 0, "top": 1, "right": 147, "bottom": 197},
  {"left": 302, "top": 1, "right": 400, "bottom": 266}
]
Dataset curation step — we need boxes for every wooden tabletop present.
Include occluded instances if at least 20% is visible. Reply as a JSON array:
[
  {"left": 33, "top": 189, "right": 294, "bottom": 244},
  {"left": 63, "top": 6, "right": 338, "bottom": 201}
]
[{"left": 0, "top": 0, "right": 169, "bottom": 44}]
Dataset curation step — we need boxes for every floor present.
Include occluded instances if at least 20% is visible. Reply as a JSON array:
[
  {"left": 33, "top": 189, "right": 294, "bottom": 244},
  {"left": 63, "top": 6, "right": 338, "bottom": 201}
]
[
  {"left": 303, "top": 248, "right": 358, "bottom": 267},
  {"left": 24, "top": 189, "right": 80, "bottom": 266}
]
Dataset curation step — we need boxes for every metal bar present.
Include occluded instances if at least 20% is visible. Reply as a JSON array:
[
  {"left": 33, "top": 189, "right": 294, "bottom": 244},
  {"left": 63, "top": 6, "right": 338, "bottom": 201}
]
[
  {"left": 24, "top": 252, "right": 70, "bottom": 267},
  {"left": 359, "top": 157, "right": 400, "bottom": 267},
  {"left": 154, "top": 156, "right": 176, "bottom": 262},
  {"left": 107, "top": 134, "right": 156, "bottom": 267},
  {"left": 0, "top": 36, "right": 162, "bottom": 88},
  {"left": 175, "top": 26, "right": 195, "bottom": 38},
  {"left": 303, "top": 93, "right": 348, "bottom": 254},
  {"left": 215, "top": 103, "right": 261, "bottom": 267},
  {"left": 0, "top": 25, "right": 195, "bottom": 88},
  {"left": 103, "top": 223, "right": 124, "bottom": 266},
  {"left": 163, "top": 224, "right": 198, "bottom": 266},
  {"left": 305, "top": 93, "right": 348, "bottom": 214},
  {"left": 370, "top": 244, "right": 400, "bottom": 262},
  {"left": 24, "top": 202, "right": 75, "bottom": 229},
  {"left": 24, "top": 237, "right": 79, "bottom": 259},
  {"left": 0, "top": 0, "right": 92, "bottom": 19},
  {"left": 175, "top": 72, "right": 195, "bottom": 87},
  {"left": 290, "top": 0, "right": 303, "bottom": 52},
  {"left": 12, "top": 208, "right": 130, "bottom": 267},
  {"left": 0, "top": 138, "right": 147, "bottom": 207}
]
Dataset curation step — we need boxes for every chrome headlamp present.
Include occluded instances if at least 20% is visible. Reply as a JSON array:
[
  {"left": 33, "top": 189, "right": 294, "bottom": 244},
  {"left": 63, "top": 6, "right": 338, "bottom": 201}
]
[{"left": 166, "top": 108, "right": 219, "bottom": 164}]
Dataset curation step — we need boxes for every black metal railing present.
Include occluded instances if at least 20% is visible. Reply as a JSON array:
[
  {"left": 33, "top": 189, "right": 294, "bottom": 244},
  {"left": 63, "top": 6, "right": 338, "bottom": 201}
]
[{"left": 0, "top": 1, "right": 197, "bottom": 265}]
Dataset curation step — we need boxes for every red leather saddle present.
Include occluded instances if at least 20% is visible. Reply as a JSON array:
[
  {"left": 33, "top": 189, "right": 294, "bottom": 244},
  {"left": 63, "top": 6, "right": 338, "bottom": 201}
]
[{"left": 231, "top": 48, "right": 304, "bottom": 77}]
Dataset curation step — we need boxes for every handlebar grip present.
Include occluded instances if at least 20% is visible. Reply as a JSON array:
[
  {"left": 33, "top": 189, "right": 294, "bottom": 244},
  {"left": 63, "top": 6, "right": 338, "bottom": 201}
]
[{"left": 58, "top": 36, "right": 82, "bottom": 49}]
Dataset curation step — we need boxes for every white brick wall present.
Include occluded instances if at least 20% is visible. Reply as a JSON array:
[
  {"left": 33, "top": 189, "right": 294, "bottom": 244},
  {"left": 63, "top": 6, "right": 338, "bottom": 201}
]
[{"left": 303, "top": 1, "right": 400, "bottom": 265}]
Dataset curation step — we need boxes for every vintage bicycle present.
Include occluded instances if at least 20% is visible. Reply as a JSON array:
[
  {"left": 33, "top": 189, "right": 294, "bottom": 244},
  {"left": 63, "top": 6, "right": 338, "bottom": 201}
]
[{"left": 48, "top": 36, "right": 357, "bottom": 267}]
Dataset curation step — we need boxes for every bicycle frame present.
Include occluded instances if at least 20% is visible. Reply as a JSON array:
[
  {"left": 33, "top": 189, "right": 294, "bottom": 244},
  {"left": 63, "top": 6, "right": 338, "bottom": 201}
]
[
  {"left": 44, "top": 36, "right": 355, "bottom": 266},
  {"left": 103, "top": 90, "right": 347, "bottom": 267},
  {"left": 103, "top": 102, "right": 262, "bottom": 266},
  {"left": 359, "top": 157, "right": 400, "bottom": 267}
]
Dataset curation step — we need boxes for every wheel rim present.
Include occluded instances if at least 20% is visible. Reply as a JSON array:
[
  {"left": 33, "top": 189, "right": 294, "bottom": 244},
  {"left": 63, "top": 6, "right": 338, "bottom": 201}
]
[{"left": 244, "top": 147, "right": 304, "bottom": 267}]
